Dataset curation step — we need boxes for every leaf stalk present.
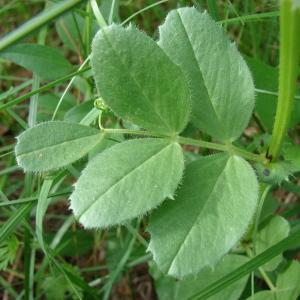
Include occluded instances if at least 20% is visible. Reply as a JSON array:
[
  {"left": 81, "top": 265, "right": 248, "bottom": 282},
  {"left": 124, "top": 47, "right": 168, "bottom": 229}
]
[{"left": 102, "top": 128, "right": 265, "bottom": 162}]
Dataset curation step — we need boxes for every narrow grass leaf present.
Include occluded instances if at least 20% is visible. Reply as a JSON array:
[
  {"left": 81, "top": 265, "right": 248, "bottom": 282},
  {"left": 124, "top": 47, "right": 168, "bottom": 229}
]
[
  {"left": 36, "top": 178, "right": 53, "bottom": 252},
  {"left": 0, "top": 203, "right": 34, "bottom": 244},
  {"left": 0, "top": 0, "right": 85, "bottom": 51},
  {"left": 0, "top": 44, "right": 74, "bottom": 80},
  {"left": 188, "top": 228, "right": 300, "bottom": 300},
  {"left": 0, "top": 66, "right": 91, "bottom": 111}
]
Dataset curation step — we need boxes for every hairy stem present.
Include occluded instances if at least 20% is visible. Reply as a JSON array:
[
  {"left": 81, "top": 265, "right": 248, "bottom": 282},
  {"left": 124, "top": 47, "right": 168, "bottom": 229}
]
[
  {"left": 269, "top": 0, "right": 300, "bottom": 161},
  {"left": 102, "top": 128, "right": 265, "bottom": 162}
]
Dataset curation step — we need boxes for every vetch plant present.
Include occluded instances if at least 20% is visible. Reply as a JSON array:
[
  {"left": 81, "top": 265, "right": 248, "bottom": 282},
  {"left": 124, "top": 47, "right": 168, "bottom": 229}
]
[{"left": 14, "top": 2, "right": 300, "bottom": 291}]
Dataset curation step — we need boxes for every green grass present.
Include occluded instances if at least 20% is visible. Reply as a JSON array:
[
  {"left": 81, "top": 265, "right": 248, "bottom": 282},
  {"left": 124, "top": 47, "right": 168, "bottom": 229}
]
[{"left": 0, "top": 1, "right": 299, "bottom": 299}]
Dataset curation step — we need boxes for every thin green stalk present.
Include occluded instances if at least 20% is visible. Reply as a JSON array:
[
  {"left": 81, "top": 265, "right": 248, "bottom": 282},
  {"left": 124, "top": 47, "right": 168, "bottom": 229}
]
[
  {"left": 0, "top": 66, "right": 91, "bottom": 111},
  {"left": 102, "top": 128, "right": 265, "bottom": 162},
  {"left": 230, "top": 145, "right": 266, "bottom": 163},
  {"left": 103, "top": 232, "right": 136, "bottom": 300},
  {"left": 24, "top": 174, "right": 35, "bottom": 300},
  {"left": 102, "top": 128, "right": 166, "bottom": 138},
  {"left": 177, "top": 136, "right": 229, "bottom": 152},
  {"left": 29, "top": 247, "right": 36, "bottom": 300},
  {"left": 207, "top": 0, "right": 219, "bottom": 21},
  {"left": 71, "top": 12, "right": 85, "bottom": 58},
  {"left": 125, "top": 223, "right": 148, "bottom": 248},
  {"left": 255, "top": 88, "right": 300, "bottom": 100},
  {"left": 0, "top": 166, "right": 20, "bottom": 176},
  {"left": 0, "top": 203, "right": 34, "bottom": 244},
  {"left": 218, "top": 11, "right": 280, "bottom": 25},
  {"left": 24, "top": 221, "right": 31, "bottom": 300},
  {"left": 244, "top": 185, "right": 271, "bottom": 246},
  {"left": 269, "top": 1, "right": 300, "bottom": 161},
  {"left": 259, "top": 268, "right": 276, "bottom": 291},
  {"left": 0, "top": 277, "right": 18, "bottom": 298},
  {"left": 121, "top": 0, "right": 168, "bottom": 25},
  {"left": 108, "top": 0, "right": 117, "bottom": 25},
  {"left": 0, "top": 190, "right": 71, "bottom": 207},
  {"left": 84, "top": 2, "right": 92, "bottom": 57},
  {"left": 28, "top": 22, "right": 48, "bottom": 128},
  {"left": 0, "top": 151, "right": 14, "bottom": 159},
  {"left": 0, "top": 0, "right": 85, "bottom": 51},
  {"left": 90, "top": 0, "right": 107, "bottom": 28},
  {"left": 0, "top": 80, "right": 33, "bottom": 102},
  {"left": 36, "top": 178, "right": 53, "bottom": 253},
  {"left": 251, "top": 185, "right": 271, "bottom": 246},
  {"left": 6, "top": 108, "right": 28, "bottom": 129},
  {"left": 245, "top": 247, "right": 276, "bottom": 292},
  {"left": 51, "top": 55, "right": 90, "bottom": 120}
]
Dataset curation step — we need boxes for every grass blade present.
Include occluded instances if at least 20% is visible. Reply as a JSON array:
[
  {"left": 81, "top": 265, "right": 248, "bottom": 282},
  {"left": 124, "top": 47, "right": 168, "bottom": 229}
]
[
  {"left": 188, "top": 228, "right": 300, "bottom": 300},
  {"left": 0, "top": 203, "right": 34, "bottom": 244},
  {"left": 0, "top": 0, "right": 85, "bottom": 51},
  {"left": 0, "top": 66, "right": 91, "bottom": 111}
]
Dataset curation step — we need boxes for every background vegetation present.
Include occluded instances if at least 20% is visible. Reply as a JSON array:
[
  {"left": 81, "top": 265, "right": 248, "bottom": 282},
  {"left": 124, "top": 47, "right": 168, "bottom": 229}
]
[{"left": 0, "top": 0, "right": 299, "bottom": 299}]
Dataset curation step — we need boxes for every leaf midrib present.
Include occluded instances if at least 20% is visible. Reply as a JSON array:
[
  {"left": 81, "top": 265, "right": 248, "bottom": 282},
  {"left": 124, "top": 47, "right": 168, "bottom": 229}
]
[
  {"left": 174, "top": 10, "right": 223, "bottom": 128},
  {"left": 17, "top": 132, "right": 101, "bottom": 158},
  {"left": 166, "top": 156, "right": 230, "bottom": 274},
  {"left": 101, "top": 28, "right": 174, "bottom": 134},
  {"left": 77, "top": 142, "right": 176, "bottom": 222}
]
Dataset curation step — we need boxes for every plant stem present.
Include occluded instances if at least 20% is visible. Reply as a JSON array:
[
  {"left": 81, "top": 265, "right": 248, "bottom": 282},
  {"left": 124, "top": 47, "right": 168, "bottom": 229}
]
[
  {"left": 102, "top": 128, "right": 166, "bottom": 138},
  {"left": 0, "top": 66, "right": 91, "bottom": 111},
  {"left": 259, "top": 267, "right": 277, "bottom": 292},
  {"left": 230, "top": 145, "right": 266, "bottom": 163},
  {"left": 102, "top": 128, "right": 265, "bottom": 162},
  {"left": 121, "top": 0, "right": 168, "bottom": 25},
  {"left": 269, "top": 0, "right": 300, "bottom": 161},
  {"left": 90, "top": 0, "right": 108, "bottom": 28},
  {"left": 252, "top": 184, "right": 271, "bottom": 244},
  {"left": 0, "top": 0, "right": 85, "bottom": 51},
  {"left": 245, "top": 247, "right": 276, "bottom": 292},
  {"left": 51, "top": 55, "right": 91, "bottom": 120},
  {"left": 244, "top": 184, "right": 271, "bottom": 242},
  {"left": 177, "top": 136, "right": 228, "bottom": 152}
]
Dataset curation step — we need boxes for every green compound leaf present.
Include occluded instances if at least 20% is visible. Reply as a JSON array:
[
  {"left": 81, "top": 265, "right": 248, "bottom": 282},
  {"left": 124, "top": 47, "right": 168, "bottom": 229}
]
[
  {"left": 148, "top": 153, "right": 258, "bottom": 278},
  {"left": 90, "top": 24, "right": 190, "bottom": 136},
  {"left": 0, "top": 44, "right": 74, "bottom": 80},
  {"left": 153, "top": 255, "right": 249, "bottom": 300},
  {"left": 255, "top": 216, "right": 290, "bottom": 271},
  {"left": 15, "top": 121, "right": 103, "bottom": 172},
  {"left": 158, "top": 8, "right": 255, "bottom": 141},
  {"left": 70, "top": 138, "right": 184, "bottom": 228}
]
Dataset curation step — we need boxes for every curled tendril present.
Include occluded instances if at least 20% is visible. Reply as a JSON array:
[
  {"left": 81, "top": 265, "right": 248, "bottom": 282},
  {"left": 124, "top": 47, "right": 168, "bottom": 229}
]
[{"left": 94, "top": 98, "right": 108, "bottom": 111}]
